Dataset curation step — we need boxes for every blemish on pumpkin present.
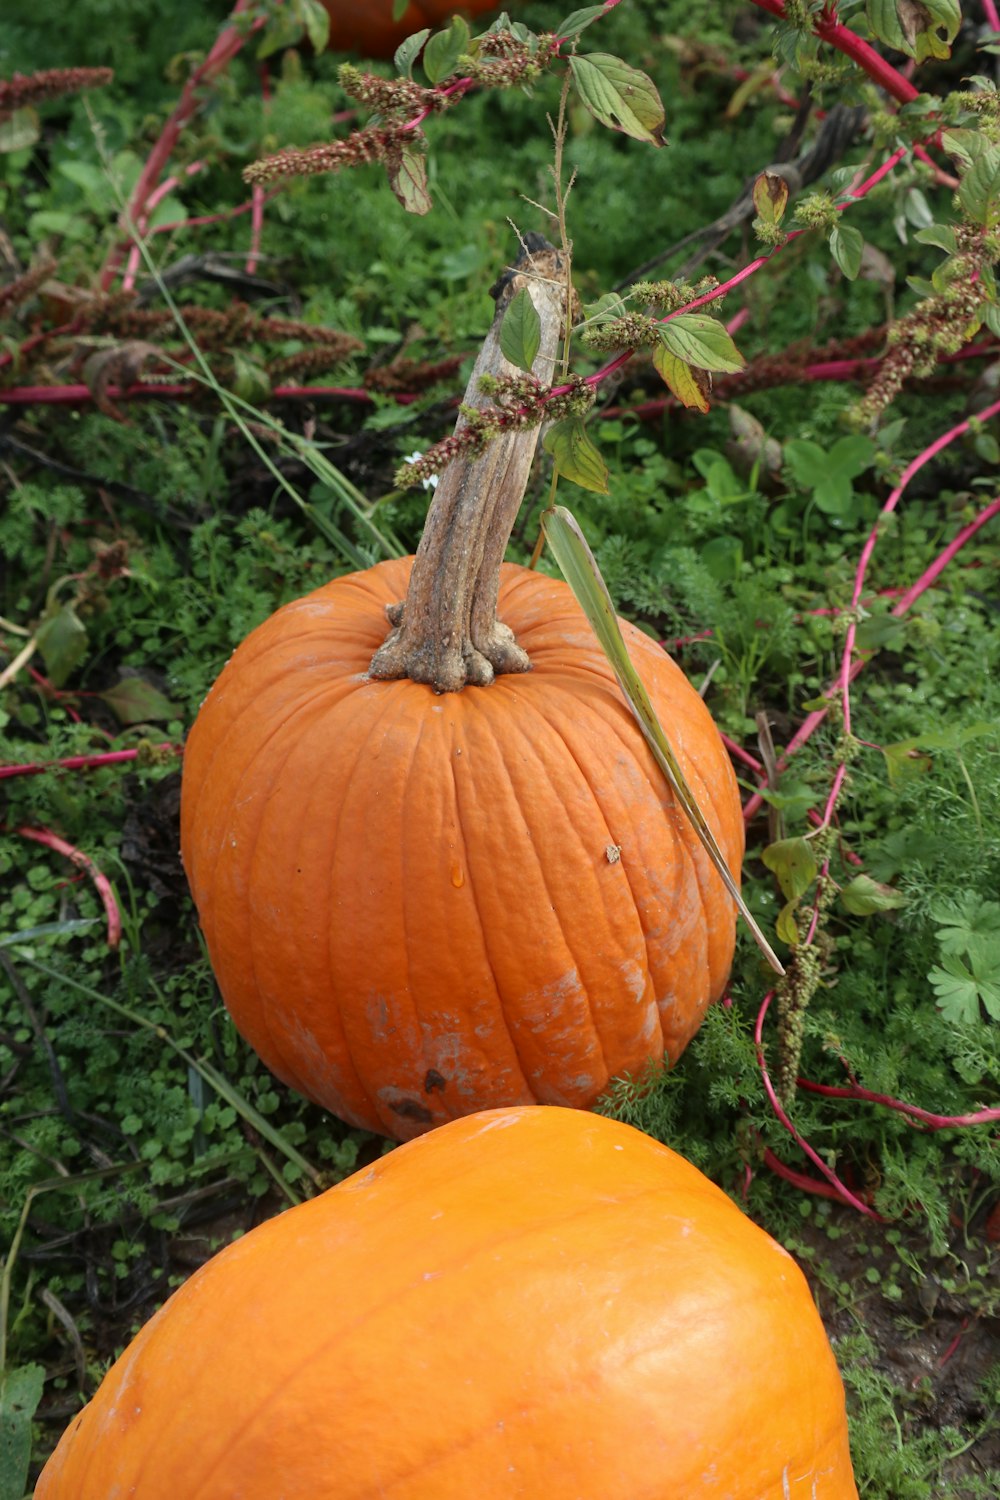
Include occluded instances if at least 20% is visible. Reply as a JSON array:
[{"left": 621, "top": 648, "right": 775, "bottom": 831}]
[
  {"left": 450, "top": 863, "right": 464, "bottom": 888},
  {"left": 388, "top": 1096, "right": 433, "bottom": 1124},
  {"left": 605, "top": 843, "right": 622, "bottom": 864},
  {"left": 423, "top": 1068, "right": 446, "bottom": 1094}
]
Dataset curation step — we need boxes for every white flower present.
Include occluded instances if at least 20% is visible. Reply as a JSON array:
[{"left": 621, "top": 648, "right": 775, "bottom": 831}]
[{"left": 403, "top": 451, "right": 439, "bottom": 492}]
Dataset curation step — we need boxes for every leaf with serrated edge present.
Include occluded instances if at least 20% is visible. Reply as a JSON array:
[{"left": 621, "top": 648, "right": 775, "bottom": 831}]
[
  {"left": 659, "top": 313, "right": 745, "bottom": 373},
  {"left": 542, "top": 504, "right": 783, "bottom": 975},
  {"left": 568, "top": 54, "right": 666, "bottom": 146},
  {"left": 499, "top": 287, "right": 542, "bottom": 373},
  {"left": 543, "top": 418, "right": 609, "bottom": 494}
]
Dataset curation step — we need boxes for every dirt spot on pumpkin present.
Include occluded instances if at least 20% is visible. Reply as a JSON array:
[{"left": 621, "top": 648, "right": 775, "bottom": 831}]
[
  {"left": 423, "top": 1069, "right": 446, "bottom": 1094},
  {"left": 388, "top": 1096, "right": 434, "bottom": 1124}
]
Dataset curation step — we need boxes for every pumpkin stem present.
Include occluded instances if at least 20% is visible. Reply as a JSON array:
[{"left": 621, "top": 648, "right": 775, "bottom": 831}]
[{"left": 368, "top": 239, "right": 567, "bottom": 693}]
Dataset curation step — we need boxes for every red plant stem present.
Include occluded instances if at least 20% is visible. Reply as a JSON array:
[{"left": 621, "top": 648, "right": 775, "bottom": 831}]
[
  {"left": 722, "top": 733, "right": 765, "bottom": 773},
  {"left": 755, "top": 991, "right": 880, "bottom": 1216},
  {"left": 100, "top": 0, "right": 265, "bottom": 290},
  {"left": 913, "top": 144, "right": 959, "bottom": 189},
  {"left": 121, "top": 160, "right": 208, "bottom": 291},
  {"left": 761, "top": 1146, "right": 870, "bottom": 1205},
  {"left": 12, "top": 824, "right": 121, "bottom": 948},
  {"left": 742, "top": 420, "right": 1000, "bottom": 822},
  {"left": 892, "top": 495, "right": 1000, "bottom": 614},
  {"left": 983, "top": 0, "right": 1000, "bottom": 31},
  {"left": 938, "top": 1318, "right": 970, "bottom": 1367},
  {"left": 796, "top": 1077, "right": 1000, "bottom": 1129},
  {"left": 247, "top": 184, "right": 265, "bottom": 276},
  {"left": 0, "top": 744, "right": 179, "bottom": 782},
  {"left": 747, "top": 0, "right": 920, "bottom": 105},
  {"left": 0, "top": 382, "right": 403, "bottom": 408}
]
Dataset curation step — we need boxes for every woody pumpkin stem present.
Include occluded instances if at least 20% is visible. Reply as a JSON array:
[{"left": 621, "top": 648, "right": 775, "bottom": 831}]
[{"left": 368, "top": 241, "right": 567, "bottom": 693}]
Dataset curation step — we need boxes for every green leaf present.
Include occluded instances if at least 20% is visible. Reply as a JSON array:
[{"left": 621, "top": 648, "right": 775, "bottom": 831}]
[
  {"left": 651, "top": 345, "right": 711, "bottom": 412},
  {"left": 0, "top": 107, "right": 40, "bottom": 154},
  {"left": 658, "top": 314, "right": 745, "bottom": 374},
  {"left": 393, "top": 0, "right": 410, "bottom": 19},
  {"left": 543, "top": 418, "right": 609, "bottom": 494},
  {"left": 761, "top": 837, "right": 817, "bottom": 903},
  {"left": 840, "top": 875, "right": 909, "bottom": 915},
  {"left": 941, "top": 128, "right": 989, "bottom": 171},
  {"left": 256, "top": 4, "right": 308, "bottom": 58},
  {"left": 395, "top": 28, "right": 431, "bottom": 78},
  {"left": 913, "top": 223, "right": 957, "bottom": 254},
  {"left": 556, "top": 7, "right": 608, "bottom": 38},
  {"left": 568, "top": 54, "right": 666, "bottom": 146},
  {"left": 582, "top": 291, "right": 629, "bottom": 328},
  {"left": 883, "top": 720, "right": 996, "bottom": 783},
  {"left": 99, "top": 676, "right": 180, "bottom": 725},
  {"left": 388, "top": 139, "right": 432, "bottom": 215},
  {"left": 541, "top": 505, "right": 784, "bottom": 976},
  {"left": 928, "top": 953, "right": 1000, "bottom": 1024},
  {"left": 298, "top": 0, "right": 330, "bottom": 53},
  {"left": 0, "top": 918, "right": 100, "bottom": 949},
  {"left": 423, "top": 15, "right": 471, "bottom": 85},
  {"left": 829, "top": 222, "right": 864, "bottom": 281},
  {"left": 775, "top": 900, "right": 800, "bottom": 946},
  {"left": 958, "top": 144, "right": 1000, "bottom": 228},
  {"left": 0, "top": 1364, "right": 45, "bottom": 1500},
  {"left": 35, "top": 601, "right": 87, "bottom": 687},
  {"left": 931, "top": 891, "right": 1000, "bottom": 957},
  {"left": 230, "top": 352, "right": 271, "bottom": 405},
  {"left": 499, "top": 287, "right": 542, "bottom": 373}
]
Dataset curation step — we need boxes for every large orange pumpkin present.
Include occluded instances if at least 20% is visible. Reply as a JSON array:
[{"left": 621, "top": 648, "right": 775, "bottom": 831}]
[
  {"left": 38, "top": 1107, "right": 859, "bottom": 1499},
  {"left": 322, "top": 1, "right": 507, "bottom": 58},
  {"left": 179, "top": 246, "right": 745, "bottom": 1140}
]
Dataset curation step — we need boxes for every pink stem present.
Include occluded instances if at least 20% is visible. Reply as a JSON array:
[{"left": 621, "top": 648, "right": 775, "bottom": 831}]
[
  {"left": 892, "top": 495, "right": 1000, "bottom": 614},
  {"left": 101, "top": 0, "right": 264, "bottom": 290},
  {"left": 12, "top": 824, "right": 121, "bottom": 948},
  {"left": 722, "top": 733, "right": 764, "bottom": 773},
  {"left": 983, "top": 0, "right": 1000, "bottom": 31},
  {"left": 797, "top": 1077, "right": 1000, "bottom": 1129},
  {"left": 754, "top": 992, "right": 880, "bottom": 1216},
  {"left": 247, "top": 184, "right": 265, "bottom": 275},
  {"left": 0, "top": 383, "right": 396, "bottom": 408},
  {"left": 913, "top": 144, "right": 959, "bottom": 188},
  {"left": 0, "top": 744, "right": 179, "bottom": 782},
  {"left": 743, "top": 423, "right": 1000, "bottom": 823},
  {"left": 761, "top": 1146, "right": 873, "bottom": 1206},
  {"left": 748, "top": 0, "right": 920, "bottom": 104}
]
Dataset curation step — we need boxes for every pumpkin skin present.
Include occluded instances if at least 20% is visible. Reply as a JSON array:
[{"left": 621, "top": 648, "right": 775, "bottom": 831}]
[
  {"left": 322, "top": 1, "right": 506, "bottom": 58},
  {"left": 38, "top": 1106, "right": 859, "bottom": 1499},
  {"left": 181, "top": 557, "right": 743, "bottom": 1136},
  {"left": 180, "top": 558, "right": 744, "bottom": 1139}
]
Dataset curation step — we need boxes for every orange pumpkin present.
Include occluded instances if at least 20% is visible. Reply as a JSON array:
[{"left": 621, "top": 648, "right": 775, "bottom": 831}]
[
  {"left": 179, "top": 246, "right": 745, "bottom": 1139},
  {"left": 322, "top": 1, "right": 506, "bottom": 58},
  {"left": 38, "top": 1107, "right": 859, "bottom": 1499}
]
